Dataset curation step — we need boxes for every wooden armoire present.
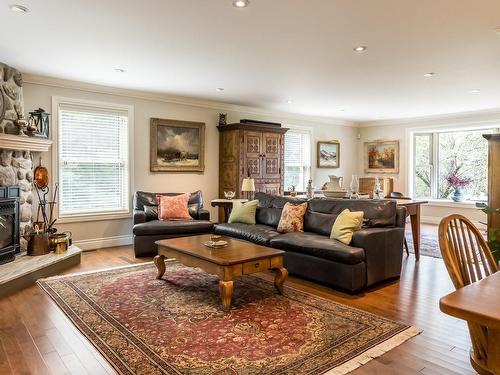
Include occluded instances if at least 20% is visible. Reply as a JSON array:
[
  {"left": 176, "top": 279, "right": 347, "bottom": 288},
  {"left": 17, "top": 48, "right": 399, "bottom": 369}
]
[{"left": 218, "top": 121, "right": 288, "bottom": 198}]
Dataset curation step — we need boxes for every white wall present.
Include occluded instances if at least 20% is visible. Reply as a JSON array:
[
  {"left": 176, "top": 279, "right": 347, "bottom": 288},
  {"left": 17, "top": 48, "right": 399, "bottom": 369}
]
[
  {"left": 358, "top": 110, "right": 500, "bottom": 225},
  {"left": 22, "top": 76, "right": 358, "bottom": 249}
]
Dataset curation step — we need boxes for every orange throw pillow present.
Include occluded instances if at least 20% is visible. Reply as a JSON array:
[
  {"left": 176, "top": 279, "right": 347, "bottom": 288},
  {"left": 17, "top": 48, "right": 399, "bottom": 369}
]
[
  {"left": 277, "top": 202, "right": 308, "bottom": 233},
  {"left": 157, "top": 193, "right": 193, "bottom": 221}
]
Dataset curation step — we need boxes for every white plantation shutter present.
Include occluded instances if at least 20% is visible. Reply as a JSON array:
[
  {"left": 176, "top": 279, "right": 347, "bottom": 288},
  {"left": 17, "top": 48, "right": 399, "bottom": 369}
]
[
  {"left": 58, "top": 104, "right": 130, "bottom": 217},
  {"left": 284, "top": 130, "right": 311, "bottom": 192}
]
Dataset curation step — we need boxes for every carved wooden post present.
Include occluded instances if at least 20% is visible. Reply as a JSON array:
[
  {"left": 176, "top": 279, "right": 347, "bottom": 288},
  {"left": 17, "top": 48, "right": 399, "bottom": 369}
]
[{"left": 483, "top": 134, "right": 500, "bottom": 234}]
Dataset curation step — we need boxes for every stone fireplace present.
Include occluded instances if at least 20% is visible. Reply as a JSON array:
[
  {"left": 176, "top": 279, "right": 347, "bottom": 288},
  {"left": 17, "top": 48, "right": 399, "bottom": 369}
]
[{"left": 0, "top": 63, "right": 42, "bottom": 255}]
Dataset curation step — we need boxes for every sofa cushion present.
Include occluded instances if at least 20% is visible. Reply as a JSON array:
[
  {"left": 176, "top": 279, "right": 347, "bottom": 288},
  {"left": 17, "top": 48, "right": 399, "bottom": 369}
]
[
  {"left": 133, "top": 220, "right": 213, "bottom": 236},
  {"left": 214, "top": 223, "right": 281, "bottom": 246},
  {"left": 157, "top": 193, "right": 193, "bottom": 220},
  {"left": 277, "top": 202, "right": 307, "bottom": 233},
  {"left": 228, "top": 200, "right": 258, "bottom": 225},
  {"left": 255, "top": 192, "right": 306, "bottom": 227},
  {"left": 330, "top": 209, "right": 364, "bottom": 244},
  {"left": 270, "top": 232, "right": 365, "bottom": 265},
  {"left": 304, "top": 198, "right": 397, "bottom": 236},
  {"left": 134, "top": 190, "right": 203, "bottom": 219}
]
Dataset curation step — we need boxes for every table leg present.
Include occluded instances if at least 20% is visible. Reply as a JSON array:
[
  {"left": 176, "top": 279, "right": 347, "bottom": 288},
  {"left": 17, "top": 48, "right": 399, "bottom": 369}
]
[
  {"left": 274, "top": 267, "right": 288, "bottom": 294},
  {"left": 154, "top": 254, "right": 166, "bottom": 279},
  {"left": 219, "top": 280, "right": 234, "bottom": 311},
  {"left": 409, "top": 205, "right": 421, "bottom": 261},
  {"left": 223, "top": 207, "right": 231, "bottom": 223},
  {"left": 487, "top": 328, "right": 500, "bottom": 374}
]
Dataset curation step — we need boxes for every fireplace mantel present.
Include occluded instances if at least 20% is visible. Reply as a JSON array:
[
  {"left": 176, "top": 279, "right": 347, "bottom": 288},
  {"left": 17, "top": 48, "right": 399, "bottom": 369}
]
[{"left": 0, "top": 134, "right": 52, "bottom": 152}]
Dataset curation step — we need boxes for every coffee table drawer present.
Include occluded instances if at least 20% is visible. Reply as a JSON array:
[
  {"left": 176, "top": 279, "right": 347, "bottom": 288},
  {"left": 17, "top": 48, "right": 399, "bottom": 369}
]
[{"left": 243, "top": 259, "right": 270, "bottom": 274}]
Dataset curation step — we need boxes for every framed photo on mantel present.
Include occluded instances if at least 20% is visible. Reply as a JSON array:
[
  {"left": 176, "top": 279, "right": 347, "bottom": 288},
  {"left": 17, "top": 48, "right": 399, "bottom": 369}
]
[
  {"left": 317, "top": 141, "right": 340, "bottom": 168},
  {"left": 150, "top": 118, "right": 205, "bottom": 172},
  {"left": 364, "top": 140, "right": 399, "bottom": 174}
]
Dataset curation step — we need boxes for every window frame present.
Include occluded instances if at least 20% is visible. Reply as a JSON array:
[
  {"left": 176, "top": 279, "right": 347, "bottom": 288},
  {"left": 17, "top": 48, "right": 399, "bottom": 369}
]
[
  {"left": 409, "top": 126, "right": 499, "bottom": 202},
  {"left": 51, "top": 96, "right": 134, "bottom": 223},
  {"left": 283, "top": 126, "right": 313, "bottom": 192}
]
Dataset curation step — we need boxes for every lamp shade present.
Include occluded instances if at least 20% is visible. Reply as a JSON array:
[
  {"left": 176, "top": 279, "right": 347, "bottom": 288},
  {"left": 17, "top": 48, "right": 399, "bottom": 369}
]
[{"left": 241, "top": 178, "right": 256, "bottom": 192}]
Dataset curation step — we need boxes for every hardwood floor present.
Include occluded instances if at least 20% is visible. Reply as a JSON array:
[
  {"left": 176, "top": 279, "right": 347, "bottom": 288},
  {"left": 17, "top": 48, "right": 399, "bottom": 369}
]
[{"left": 0, "top": 232, "right": 477, "bottom": 374}]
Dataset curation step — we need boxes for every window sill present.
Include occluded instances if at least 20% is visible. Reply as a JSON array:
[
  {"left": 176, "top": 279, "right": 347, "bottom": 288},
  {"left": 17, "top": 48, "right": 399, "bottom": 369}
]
[
  {"left": 424, "top": 199, "right": 482, "bottom": 209},
  {"left": 57, "top": 212, "right": 132, "bottom": 224}
]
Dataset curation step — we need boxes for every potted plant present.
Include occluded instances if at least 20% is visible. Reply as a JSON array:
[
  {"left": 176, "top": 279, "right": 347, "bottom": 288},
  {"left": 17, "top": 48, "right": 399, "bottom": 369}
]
[{"left": 446, "top": 172, "right": 472, "bottom": 202}]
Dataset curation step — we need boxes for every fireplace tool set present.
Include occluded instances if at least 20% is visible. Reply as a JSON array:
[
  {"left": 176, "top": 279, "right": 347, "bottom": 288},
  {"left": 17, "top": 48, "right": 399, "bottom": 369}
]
[{"left": 25, "top": 158, "right": 72, "bottom": 256}]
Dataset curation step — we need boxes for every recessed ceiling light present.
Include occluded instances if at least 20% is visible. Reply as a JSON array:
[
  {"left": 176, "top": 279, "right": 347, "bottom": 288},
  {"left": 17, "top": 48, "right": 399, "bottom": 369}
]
[
  {"left": 233, "top": 0, "right": 250, "bottom": 8},
  {"left": 470, "top": 89, "right": 481, "bottom": 94},
  {"left": 353, "top": 46, "right": 367, "bottom": 53},
  {"left": 287, "top": 100, "right": 293, "bottom": 104},
  {"left": 114, "top": 68, "right": 126, "bottom": 73},
  {"left": 216, "top": 87, "right": 224, "bottom": 92},
  {"left": 423, "top": 72, "right": 435, "bottom": 77},
  {"left": 9, "top": 4, "right": 29, "bottom": 12}
]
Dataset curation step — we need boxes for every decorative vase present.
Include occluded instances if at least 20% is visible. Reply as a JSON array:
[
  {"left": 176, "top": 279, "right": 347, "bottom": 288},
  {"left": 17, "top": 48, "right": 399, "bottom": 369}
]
[
  {"left": 349, "top": 175, "right": 359, "bottom": 199},
  {"left": 306, "top": 180, "right": 314, "bottom": 199},
  {"left": 451, "top": 188, "right": 464, "bottom": 202}
]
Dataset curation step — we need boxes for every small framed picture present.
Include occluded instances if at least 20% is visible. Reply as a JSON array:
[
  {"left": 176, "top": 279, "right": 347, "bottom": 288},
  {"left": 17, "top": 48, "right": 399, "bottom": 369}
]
[
  {"left": 364, "top": 140, "right": 399, "bottom": 174},
  {"left": 317, "top": 141, "right": 340, "bottom": 168},
  {"left": 150, "top": 118, "right": 205, "bottom": 172}
]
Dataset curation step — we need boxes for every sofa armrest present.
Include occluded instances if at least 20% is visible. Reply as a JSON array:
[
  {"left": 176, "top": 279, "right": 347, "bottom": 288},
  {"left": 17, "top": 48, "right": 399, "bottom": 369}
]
[
  {"left": 396, "top": 206, "right": 407, "bottom": 228},
  {"left": 352, "top": 227, "right": 404, "bottom": 286},
  {"left": 196, "top": 209, "right": 211, "bottom": 221},
  {"left": 133, "top": 209, "right": 146, "bottom": 225}
]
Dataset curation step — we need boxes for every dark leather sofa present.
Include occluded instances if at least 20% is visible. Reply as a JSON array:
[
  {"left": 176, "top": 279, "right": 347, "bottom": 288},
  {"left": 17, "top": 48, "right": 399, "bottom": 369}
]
[
  {"left": 214, "top": 192, "right": 406, "bottom": 293},
  {"left": 133, "top": 191, "right": 213, "bottom": 257}
]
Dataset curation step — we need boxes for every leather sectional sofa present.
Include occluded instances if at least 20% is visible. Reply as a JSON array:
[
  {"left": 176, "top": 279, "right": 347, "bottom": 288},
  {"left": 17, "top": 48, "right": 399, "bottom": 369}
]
[
  {"left": 133, "top": 191, "right": 213, "bottom": 257},
  {"left": 214, "top": 192, "right": 406, "bottom": 293}
]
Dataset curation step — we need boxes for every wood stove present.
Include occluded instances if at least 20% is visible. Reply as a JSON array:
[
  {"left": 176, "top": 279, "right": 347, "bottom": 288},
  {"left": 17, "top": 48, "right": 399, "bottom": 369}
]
[{"left": 0, "top": 186, "right": 20, "bottom": 265}]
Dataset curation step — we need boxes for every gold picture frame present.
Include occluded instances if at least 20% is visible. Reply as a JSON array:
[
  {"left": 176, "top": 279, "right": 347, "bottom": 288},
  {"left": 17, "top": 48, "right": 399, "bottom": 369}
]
[
  {"left": 317, "top": 141, "right": 340, "bottom": 168},
  {"left": 150, "top": 118, "right": 205, "bottom": 173},
  {"left": 364, "top": 140, "right": 399, "bottom": 174}
]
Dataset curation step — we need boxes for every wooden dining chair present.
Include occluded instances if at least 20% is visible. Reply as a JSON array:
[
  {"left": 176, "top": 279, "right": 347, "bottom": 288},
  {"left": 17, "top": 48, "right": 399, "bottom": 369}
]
[{"left": 438, "top": 214, "right": 498, "bottom": 375}]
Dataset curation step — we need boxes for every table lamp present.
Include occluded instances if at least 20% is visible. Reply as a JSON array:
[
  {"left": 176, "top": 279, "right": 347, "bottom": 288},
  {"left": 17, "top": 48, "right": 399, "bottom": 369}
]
[{"left": 241, "top": 178, "right": 256, "bottom": 200}]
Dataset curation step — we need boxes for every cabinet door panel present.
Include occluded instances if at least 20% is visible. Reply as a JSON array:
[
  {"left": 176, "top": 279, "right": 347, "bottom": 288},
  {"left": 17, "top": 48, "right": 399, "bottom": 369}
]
[
  {"left": 262, "top": 133, "right": 281, "bottom": 179},
  {"left": 262, "top": 183, "right": 281, "bottom": 196},
  {"left": 244, "top": 131, "right": 262, "bottom": 178}
]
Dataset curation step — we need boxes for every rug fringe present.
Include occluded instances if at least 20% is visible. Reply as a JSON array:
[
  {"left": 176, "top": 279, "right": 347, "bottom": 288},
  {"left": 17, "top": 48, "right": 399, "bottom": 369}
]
[
  {"left": 36, "top": 260, "right": 175, "bottom": 282},
  {"left": 324, "top": 326, "right": 422, "bottom": 374}
]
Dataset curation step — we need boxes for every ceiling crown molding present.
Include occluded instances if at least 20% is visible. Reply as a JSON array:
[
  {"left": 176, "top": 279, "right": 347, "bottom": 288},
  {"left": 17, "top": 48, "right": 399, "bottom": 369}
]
[
  {"left": 358, "top": 108, "right": 500, "bottom": 128},
  {"left": 22, "top": 74, "right": 357, "bottom": 128}
]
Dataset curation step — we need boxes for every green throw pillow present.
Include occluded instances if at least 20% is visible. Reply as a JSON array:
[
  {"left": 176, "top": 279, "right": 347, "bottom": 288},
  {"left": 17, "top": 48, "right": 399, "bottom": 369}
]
[
  {"left": 228, "top": 200, "right": 258, "bottom": 224},
  {"left": 330, "top": 209, "right": 364, "bottom": 245}
]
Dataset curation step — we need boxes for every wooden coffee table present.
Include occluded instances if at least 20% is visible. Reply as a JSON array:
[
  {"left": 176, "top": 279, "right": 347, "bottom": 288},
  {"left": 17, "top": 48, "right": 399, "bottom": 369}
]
[{"left": 154, "top": 235, "right": 288, "bottom": 311}]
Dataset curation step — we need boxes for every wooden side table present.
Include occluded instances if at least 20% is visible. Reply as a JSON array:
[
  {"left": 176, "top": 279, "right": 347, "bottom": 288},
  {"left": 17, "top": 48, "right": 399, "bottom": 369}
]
[{"left": 210, "top": 199, "right": 248, "bottom": 223}]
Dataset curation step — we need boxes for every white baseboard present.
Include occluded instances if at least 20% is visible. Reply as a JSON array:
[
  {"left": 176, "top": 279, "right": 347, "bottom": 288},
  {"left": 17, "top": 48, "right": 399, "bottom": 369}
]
[{"left": 73, "top": 235, "right": 133, "bottom": 251}]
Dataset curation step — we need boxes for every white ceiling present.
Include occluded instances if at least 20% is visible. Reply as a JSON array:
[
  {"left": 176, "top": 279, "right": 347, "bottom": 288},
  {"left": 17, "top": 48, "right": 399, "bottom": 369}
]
[{"left": 1, "top": 0, "right": 500, "bottom": 122}]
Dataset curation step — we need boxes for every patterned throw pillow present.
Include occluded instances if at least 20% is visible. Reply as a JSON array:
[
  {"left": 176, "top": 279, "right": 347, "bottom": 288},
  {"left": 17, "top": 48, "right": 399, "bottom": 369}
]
[
  {"left": 277, "top": 202, "right": 308, "bottom": 233},
  {"left": 157, "top": 193, "right": 193, "bottom": 221},
  {"left": 330, "top": 209, "right": 364, "bottom": 244}
]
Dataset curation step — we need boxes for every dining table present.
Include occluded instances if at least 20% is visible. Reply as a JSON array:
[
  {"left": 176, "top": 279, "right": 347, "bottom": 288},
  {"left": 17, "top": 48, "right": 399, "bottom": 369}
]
[{"left": 439, "top": 271, "right": 500, "bottom": 374}]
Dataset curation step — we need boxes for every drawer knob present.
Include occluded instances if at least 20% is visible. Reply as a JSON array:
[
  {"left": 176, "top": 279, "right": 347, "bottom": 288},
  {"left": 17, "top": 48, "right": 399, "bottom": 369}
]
[{"left": 254, "top": 263, "right": 259, "bottom": 268}]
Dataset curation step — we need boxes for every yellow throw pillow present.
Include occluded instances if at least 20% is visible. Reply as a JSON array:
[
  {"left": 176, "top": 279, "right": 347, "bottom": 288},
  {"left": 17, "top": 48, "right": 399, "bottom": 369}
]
[
  {"left": 330, "top": 209, "right": 364, "bottom": 245},
  {"left": 228, "top": 200, "right": 258, "bottom": 224}
]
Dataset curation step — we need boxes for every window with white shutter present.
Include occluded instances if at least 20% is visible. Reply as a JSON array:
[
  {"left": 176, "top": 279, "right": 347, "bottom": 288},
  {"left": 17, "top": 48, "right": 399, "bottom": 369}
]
[
  {"left": 284, "top": 130, "right": 311, "bottom": 192},
  {"left": 55, "top": 99, "right": 132, "bottom": 220}
]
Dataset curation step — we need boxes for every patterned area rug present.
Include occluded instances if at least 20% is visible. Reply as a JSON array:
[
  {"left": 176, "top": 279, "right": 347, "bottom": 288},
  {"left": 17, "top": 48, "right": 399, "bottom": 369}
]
[
  {"left": 38, "top": 262, "right": 421, "bottom": 375},
  {"left": 405, "top": 229, "right": 441, "bottom": 258}
]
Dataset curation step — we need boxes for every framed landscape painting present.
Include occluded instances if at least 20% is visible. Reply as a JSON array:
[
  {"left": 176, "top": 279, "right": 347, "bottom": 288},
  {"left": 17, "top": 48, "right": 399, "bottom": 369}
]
[
  {"left": 317, "top": 141, "right": 340, "bottom": 168},
  {"left": 150, "top": 118, "right": 205, "bottom": 172},
  {"left": 364, "top": 140, "right": 399, "bottom": 174}
]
